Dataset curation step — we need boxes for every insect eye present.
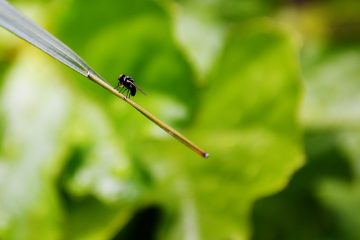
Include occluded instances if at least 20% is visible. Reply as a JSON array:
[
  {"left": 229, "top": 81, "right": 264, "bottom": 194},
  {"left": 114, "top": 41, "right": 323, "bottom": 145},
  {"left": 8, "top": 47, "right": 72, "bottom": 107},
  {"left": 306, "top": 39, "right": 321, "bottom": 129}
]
[{"left": 118, "top": 74, "right": 125, "bottom": 81}]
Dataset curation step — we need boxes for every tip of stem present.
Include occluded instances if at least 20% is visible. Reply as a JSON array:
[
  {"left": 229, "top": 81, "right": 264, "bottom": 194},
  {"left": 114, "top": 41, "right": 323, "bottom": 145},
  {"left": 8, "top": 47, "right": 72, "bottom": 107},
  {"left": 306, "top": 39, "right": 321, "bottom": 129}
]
[{"left": 203, "top": 152, "right": 209, "bottom": 158}]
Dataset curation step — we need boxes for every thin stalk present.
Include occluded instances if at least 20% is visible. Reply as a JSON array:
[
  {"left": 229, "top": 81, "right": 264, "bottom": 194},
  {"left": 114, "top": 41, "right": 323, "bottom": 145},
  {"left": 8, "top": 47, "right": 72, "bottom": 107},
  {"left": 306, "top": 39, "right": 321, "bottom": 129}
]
[
  {"left": 0, "top": 0, "right": 209, "bottom": 158},
  {"left": 87, "top": 71, "right": 209, "bottom": 158}
]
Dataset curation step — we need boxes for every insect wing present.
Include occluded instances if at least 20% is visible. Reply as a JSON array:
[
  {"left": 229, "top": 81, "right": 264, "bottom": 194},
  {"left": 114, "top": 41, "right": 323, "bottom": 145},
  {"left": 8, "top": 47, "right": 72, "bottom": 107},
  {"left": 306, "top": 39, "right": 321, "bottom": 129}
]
[{"left": 133, "top": 83, "right": 147, "bottom": 95}]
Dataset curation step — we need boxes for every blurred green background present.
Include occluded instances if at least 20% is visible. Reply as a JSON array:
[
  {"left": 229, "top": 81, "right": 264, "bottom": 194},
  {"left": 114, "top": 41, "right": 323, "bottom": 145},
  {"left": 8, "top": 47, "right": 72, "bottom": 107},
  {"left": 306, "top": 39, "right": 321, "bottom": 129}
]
[{"left": 0, "top": 0, "right": 360, "bottom": 239}]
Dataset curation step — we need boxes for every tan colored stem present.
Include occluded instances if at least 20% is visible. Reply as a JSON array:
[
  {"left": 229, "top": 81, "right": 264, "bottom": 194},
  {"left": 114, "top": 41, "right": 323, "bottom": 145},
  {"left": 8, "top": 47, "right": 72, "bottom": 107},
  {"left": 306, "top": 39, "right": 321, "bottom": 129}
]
[{"left": 87, "top": 71, "right": 209, "bottom": 158}]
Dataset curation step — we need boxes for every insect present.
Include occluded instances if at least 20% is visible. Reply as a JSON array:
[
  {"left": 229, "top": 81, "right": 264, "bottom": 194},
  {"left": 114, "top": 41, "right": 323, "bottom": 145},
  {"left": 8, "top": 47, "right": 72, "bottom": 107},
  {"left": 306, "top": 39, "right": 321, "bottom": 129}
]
[
  {"left": 115, "top": 74, "right": 146, "bottom": 98},
  {"left": 0, "top": 0, "right": 208, "bottom": 158}
]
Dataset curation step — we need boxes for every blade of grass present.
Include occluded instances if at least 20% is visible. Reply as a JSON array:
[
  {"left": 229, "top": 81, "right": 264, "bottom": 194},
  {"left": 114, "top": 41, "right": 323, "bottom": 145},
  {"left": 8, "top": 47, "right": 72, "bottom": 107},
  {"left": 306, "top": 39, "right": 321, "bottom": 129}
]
[{"left": 0, "top": 0, "right": 208, "bottom": 158}]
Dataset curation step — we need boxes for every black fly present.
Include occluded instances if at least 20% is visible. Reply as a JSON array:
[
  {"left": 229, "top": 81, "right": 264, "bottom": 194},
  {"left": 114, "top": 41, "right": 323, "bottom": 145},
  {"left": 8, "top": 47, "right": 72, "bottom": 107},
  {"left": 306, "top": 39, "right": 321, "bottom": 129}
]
[{"left": 115, "top": 74, "right": 145, "bottom": 98}]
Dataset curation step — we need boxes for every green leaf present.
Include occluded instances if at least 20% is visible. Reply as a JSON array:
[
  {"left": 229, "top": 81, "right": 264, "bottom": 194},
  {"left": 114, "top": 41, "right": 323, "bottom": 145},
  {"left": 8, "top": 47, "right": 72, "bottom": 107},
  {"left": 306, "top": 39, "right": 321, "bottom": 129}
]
[
  {"left": 0, "top": 47, "right": 144, "bottom": 240},
  {"left": 301, "top": 44, "right": 360, "bottom": 129},
  {"left": 315, "top": 131, "right": 360, "bottom": 240},
  {"left": 0, "top": 49, "right": 70, "bottom": 240},
  {"left": 299, "top": 42, "right": 360, "bottom": 240},
  {"left": 138, "top": 20, "right": 304, "bottom": 240},
  {"left": 318, "top": 179, "right": 360, "bottom": 240}
]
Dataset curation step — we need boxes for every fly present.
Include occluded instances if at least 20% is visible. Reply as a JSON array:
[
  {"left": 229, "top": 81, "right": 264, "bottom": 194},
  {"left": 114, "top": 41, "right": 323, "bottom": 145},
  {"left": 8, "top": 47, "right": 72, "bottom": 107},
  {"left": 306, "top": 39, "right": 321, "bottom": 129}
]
[
  {"left": 115, "top": 74, "right": 146, "bottom": 98},
  {"left": 0, "top": 0, "right": 208, "bottom": 158}
]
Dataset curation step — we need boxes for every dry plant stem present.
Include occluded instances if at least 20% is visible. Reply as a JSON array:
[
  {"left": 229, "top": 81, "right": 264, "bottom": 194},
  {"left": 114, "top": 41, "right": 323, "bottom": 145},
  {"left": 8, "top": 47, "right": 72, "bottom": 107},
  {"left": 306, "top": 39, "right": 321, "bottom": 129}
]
[
  {"left": 87, "top": 71, "right": 209, "bottom": 158},
  {"left": 0, "top": 0, "right": 208, "bottom": 158}
]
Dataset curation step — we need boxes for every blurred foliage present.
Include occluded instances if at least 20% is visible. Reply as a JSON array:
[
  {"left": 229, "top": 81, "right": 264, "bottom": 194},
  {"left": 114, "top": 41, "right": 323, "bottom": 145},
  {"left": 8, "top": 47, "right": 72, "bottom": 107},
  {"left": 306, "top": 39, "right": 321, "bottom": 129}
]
[
  {"left": 251, "top": 1, "right": 360, "bottom": 240},
  {"left": 0, "top": 0, "right": 359, "bottom": 240}
]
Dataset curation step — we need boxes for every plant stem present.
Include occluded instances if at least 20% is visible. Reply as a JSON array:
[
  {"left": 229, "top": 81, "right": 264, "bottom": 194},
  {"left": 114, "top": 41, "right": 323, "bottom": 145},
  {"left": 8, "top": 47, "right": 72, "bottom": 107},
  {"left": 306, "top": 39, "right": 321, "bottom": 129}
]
[{"left": 87, "top": 71, "right": 209, "bottom": 158}]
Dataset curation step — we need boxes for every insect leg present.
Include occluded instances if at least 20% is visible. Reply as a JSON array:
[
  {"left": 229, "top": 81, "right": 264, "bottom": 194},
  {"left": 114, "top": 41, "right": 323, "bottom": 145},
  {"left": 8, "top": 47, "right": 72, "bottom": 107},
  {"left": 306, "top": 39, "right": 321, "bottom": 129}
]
[
  {"left": 121, "top": 87, "right": 129, "bottom": 98},
  {"left": 115, "top": 82, "right": 121, "bottom": 89}
]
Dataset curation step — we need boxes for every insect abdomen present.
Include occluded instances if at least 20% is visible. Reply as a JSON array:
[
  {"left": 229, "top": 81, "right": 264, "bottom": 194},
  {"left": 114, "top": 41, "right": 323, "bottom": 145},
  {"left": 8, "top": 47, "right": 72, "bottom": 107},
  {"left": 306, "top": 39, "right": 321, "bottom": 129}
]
[{"left": 129, "top": 85, "right": 136, "bottom": 96}]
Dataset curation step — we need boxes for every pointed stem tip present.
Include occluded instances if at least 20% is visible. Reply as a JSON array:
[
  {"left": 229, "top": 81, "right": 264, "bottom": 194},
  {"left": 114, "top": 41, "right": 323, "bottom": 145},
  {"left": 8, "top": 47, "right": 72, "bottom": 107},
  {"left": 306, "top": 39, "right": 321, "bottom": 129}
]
[{"left": 87, "top": 72, "right": 208, "bottom": 158}]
